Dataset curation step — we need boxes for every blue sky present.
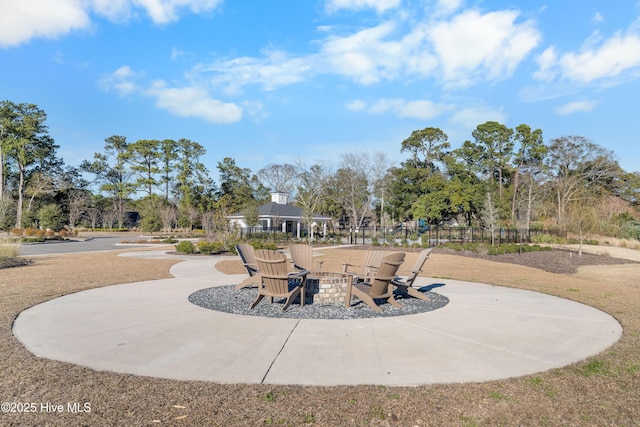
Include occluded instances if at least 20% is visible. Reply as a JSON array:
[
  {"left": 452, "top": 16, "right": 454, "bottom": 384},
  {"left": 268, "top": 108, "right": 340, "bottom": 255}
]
[{"left": 1, "top": 0, "right": 639, "bottom": 177}]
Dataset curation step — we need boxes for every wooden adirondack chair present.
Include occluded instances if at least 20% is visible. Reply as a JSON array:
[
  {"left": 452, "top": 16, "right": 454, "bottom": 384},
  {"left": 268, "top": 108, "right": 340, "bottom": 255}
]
[
  {"left": 289, "top": 244, "right": 324, "bottom": 272},
  {"left": 342, "top": 250, "right": 387, "bottom": 281},
  {"left": 250, "top": 249, "right": 308, "bottom": 311},
  {"left": 345, "top": 252, "right": 405, "bottom": 312},
  {"left": 392, "top": 248, "right": 432, "bottom": 301},
  {"left": 234, "top": 243, "right": 260, "bottom": 290}
]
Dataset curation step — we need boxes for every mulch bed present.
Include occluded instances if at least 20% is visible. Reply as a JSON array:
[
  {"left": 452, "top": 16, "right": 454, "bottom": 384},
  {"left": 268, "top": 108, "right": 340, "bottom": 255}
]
[
  {"left": 340, "top": 245, "right": 638, "bottom": 275},
  {"left": 434, "top": 247, "right": 639, "bottom": 274}
]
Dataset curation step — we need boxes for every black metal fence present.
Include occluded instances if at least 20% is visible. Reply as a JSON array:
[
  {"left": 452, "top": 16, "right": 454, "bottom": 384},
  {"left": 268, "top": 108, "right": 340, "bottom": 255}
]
[
  {"left": 237, "top": 225, "right": 565, "bottom": 246},
  {"left": 417, "top": 227, "right": 564, "bottom": 246}
]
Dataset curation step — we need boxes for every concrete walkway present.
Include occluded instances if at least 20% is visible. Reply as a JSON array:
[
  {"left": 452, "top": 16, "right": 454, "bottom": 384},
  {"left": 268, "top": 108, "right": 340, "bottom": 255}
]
[{"left": 13, "top": 251, "right": 622, "bottom": 386}]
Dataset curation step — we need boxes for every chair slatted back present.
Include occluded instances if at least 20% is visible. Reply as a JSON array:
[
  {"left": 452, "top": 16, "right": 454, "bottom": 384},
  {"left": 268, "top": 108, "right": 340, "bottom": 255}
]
[
  {"left": 369, "top": 252, "right": 405, "bottom": 298},
  {"left": 362, "top": 250, "right": 387, "bottom": 277},
  {"left": 289, "top": 244, "right": 313, "bottom": 271},
  {"left": 406, "top": 248, "right": 433, "bottom": 286},
  {"left": 236, "top": 243, "right": 258, "bottom": 276},
  {"left": 255, "top": 249, "right": 290, "bottom": 297}
]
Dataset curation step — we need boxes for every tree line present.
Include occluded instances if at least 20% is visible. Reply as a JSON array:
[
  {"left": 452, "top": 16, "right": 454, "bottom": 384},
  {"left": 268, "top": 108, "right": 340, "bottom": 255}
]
[{"left": 1, "top": 100, "right": 639, "bottom": 244}]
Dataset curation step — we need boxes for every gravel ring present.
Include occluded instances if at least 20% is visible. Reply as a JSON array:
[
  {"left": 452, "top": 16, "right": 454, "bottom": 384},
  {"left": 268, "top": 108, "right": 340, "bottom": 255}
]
[{"left": 188, "top": 285, "right": 449, "bottom": 319}]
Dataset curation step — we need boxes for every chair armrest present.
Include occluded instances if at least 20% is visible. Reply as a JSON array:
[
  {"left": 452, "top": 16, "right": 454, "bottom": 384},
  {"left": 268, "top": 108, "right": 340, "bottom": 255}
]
[
  {"left": 342, "top": 262, "right": 360, "bottom": 273},
  {"left": 288, "top": 270, "right": 309, "bottom": 279}
]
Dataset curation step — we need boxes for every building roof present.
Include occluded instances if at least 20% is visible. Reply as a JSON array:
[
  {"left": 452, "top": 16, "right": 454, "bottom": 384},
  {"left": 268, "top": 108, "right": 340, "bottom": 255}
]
[{"left": 229, "top": 202, "right": 331, "bottom": 221}]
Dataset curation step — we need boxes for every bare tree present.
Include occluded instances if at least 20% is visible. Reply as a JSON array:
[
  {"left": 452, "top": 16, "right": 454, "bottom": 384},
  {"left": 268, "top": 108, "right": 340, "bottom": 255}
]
[
  {"left": 160, "top": 205, "right": 177, "bottom": 234},
  {"left": 567, "top": 193, "right": 599, "bottom": 256},
  {"left": 295, "top": 162, "right": 330, "bottom": 242},
  {"left": 102, "top": 210, "right": 117, "bottom": 229},
  {"left": 257, "top": 163, "right": 299, "bottom": 196},
  {"left": 333, "top": 152, "right": 391, "bottom": 236},
  {"left": 546, "top": 136, "right": 618, "bottom": 231},
  {"left": 68, "top": 191, "right": 90, "bottom": 229},
  {"left": 86, "top": 208, "right": 101, "bottom": 230},
  {"left": 482, "top": 191, "right": 499, "bottom": 246}
]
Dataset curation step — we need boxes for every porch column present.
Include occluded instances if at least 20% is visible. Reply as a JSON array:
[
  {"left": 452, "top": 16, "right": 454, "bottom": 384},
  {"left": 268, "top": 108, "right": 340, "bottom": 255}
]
[{"left": 296, "top": 222, "right": 301, "bottom": 239}]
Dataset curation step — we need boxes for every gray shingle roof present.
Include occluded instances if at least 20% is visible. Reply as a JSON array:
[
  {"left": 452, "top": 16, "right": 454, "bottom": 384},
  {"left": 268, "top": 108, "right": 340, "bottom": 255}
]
[{"left": 229, "top": 202, "right": 331, "bottom": 221}]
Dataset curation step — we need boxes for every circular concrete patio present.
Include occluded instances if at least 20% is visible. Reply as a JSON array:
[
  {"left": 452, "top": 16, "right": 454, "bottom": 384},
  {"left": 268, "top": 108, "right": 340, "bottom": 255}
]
[{"left": 12, "top": 251, "right": 622, "bottom": 386}]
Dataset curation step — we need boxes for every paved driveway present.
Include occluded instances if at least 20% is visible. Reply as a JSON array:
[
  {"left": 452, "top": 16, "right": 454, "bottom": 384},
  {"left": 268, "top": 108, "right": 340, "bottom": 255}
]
[{"left": 17, "top": 236, "right": 153, "bottom": 256}]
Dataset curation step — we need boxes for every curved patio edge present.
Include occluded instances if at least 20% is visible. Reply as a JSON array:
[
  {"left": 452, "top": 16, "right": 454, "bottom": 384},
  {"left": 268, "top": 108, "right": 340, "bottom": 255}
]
[{"left": 12, "top": 252, "right": 622, "bottom": 386}]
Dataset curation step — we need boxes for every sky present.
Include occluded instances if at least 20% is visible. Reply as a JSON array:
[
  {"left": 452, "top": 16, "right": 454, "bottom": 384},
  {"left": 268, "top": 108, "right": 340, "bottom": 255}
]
[{"left": 1, "top": 0, "right": 639, "bottom": 179}]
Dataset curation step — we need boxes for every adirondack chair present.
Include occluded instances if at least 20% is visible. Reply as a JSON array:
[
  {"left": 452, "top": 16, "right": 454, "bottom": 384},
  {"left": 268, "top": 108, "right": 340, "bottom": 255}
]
[
  {"left": 342, "top": 250, "right": 387, "bottom": 281},
  {"left": 234, "top": 243, "right": 260, "bottom": 290},
  {"left": 392, "top": 248, "right": 432, "bottom": 301},
  {"left": 289, "top": 244, "right": 324, "bottom": 272},
  {"left": 345, "top": 252, "right": 405, "bottom": 312},
  {"left": 250, "top": 249, "right": 308, "bottom": 311}
]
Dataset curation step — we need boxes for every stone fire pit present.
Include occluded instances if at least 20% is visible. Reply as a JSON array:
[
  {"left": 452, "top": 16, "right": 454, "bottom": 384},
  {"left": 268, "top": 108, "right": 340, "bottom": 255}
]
[{"left": 304, "top": 271, "right": 353, "bottom": 305}]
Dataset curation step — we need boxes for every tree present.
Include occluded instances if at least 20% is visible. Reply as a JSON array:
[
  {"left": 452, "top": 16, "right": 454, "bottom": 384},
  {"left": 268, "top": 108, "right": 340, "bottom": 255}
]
[
  {"left": 174, "top": 139, "right": 214, "bottom": 214},
  {"left": 567, "top": 193, "right": 600, "bottom": 256},
  {"left": 511, "top": 124, "right": 546, "bottom": 227},
  {"left": 67, "top": 190, "right": 91, "bottom": 229},
  {"left": 471, "top": 121, "right": 514, "bottom": 203},
  {"left": 295, "top": 163, "right": 330, "bottom": 241},
  {"left": 159, "top": 139, "right": 178, "bottom": 200},
  {"left": 257, "top": 163, "right": 298, "bottom": 196},
  {"left": 217, "top": 157, "right": 268, "bottom": 213},
  {"left": 546, "top": 136, "right": 619, "bottom": 230},
  {"left": 481, "top": 191, "right": 499, "bottom": 246},
  {"left": 37, "top": 203, "right": 64, "bottom": 230},
  {"left": 127, "top": 139, "right": 161, "bottom": 196},
  {"left": 400, "top": 127, "right": 450, "bottom": 172},
  {"left": 81, "top": 135, "right": 135, "bottom": 228},
  {"left": 332, "top": 152, "right": 390, "bottom": 236},
  {"left": 0, "top": 101, "right": 60, "bottom": 228}
]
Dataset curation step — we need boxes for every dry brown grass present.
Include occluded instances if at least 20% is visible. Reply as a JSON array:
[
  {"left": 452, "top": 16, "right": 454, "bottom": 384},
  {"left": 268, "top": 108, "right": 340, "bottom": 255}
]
[{"left": 1, "top": 247, "right": 639, "bottom": 426}]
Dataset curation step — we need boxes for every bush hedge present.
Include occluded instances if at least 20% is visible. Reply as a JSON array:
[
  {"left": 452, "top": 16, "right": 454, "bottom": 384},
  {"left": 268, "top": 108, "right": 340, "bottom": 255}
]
[
  {"left": 442, "top": 242, "right": 551, "bottom": 255},
  {"left": 175, "top": 241, "right": 195, "bottom": 254}
]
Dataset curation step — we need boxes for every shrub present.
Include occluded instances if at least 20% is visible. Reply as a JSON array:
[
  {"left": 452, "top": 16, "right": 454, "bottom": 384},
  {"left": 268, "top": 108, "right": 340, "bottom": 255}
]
[
  {"left": 176, "top": 241, "right": 195, "bottom": 254},
  {"left": 0, "top": 238, "right": 21, "bottom": 263},
  {"left": 38, "top": 203, "right": 65, "bottom": 231},
  {"left": 248, "top": 240, "right": 279, "bottom": 251},
  {"left": 531, "top": 233, "right": 565, "bottom": 244},
  {"left": 11, "top": 228, "right": 23, "bottom": 237},
  {"left": 620, "top": 220, "right": 640, "bottom": 240},
  {"left": 24, "top": 227, "right": 38, "bottom": 237},
  {"left": 198, "top": 240, "right": 224, "bottom": 255}
]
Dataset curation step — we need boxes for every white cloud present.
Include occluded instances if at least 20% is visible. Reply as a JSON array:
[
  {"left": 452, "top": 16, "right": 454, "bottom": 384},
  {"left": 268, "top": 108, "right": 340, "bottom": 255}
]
[
  {"left": 132, "top": 0, "right": 222, "bottom": 24},
  {"left": 100, "top": 66, "right": 242, "bottom": 123},
  {"left": 449, "top": 106, "right": 507, "bottom": 131},
  {"left": 98, "top": 65, "right": 144, "bottom": 96},
  {"left": 554, "top": 100, "right": 598, "bottom": 115},
  {"left": 0, "top": 0, "right": 90, "bottom": 48},
  {"left": 0, "top": 0, "right": 223, "bottom": 47},
  {"left": 345, "top": 100, "right": 368, "bottom": 111},
  {"left": 346, "top": 98, "right": 446, "bottom": 120},
  {"left": 532, "top": 47, "right": 559, "bottom": 82},
  {"left": 593, "top": 12, "right": 604, "bottom": 23},
  {"left": 146, "top": 81, "right": 243, "bottom": 123},
  {"left": 434, "top": 0, "right": 463, "bottom": 17},
  {"left": 325, "top": 0, "right": 401, "bottom": 14},
  {"left": 560, "top": 31, "right": 640, "bottom": 82},
  {"left": 197, "top": 6, "right": 539, "bottom": 93},
  {"left": 204, "top": 49, "right": 313, "bottom": 95},
  {"left": 534, "top": 20, "right": 640, "bottom": 84},
  {"left": 427, "top": 9, "right": 541, "bottom": 86}
]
